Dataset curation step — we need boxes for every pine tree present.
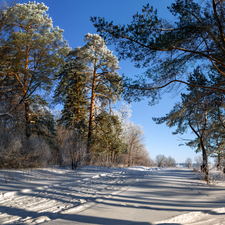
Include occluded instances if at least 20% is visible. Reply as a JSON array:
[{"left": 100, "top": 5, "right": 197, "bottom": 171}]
[
  {"left": 0, "top": 1, "right": 23, "bottom": 121},
  {"left": 90, "top": 112, "right": 126, "bottom": 164},
  {"left": 92, "top": 1, "right": 225, "bottom": 103},
  {"left": 55, "top": 34, "right": 123, "bottom": 164},
  {"left": 1, "top": 2, "right": 69, "bottom": 138},
  {"left": 153, "top": 67, "right": 213, "bottom": 181},
  {"left": 54, "top": 48, "right": 92, "bottom": 168},
  {"left": 82, "top": 33, "right": 123, "bottom": 161},
  {"left": 29, "top": 96, "right": 58, "bottom": 153},
  {"left": 55, "top": 48, "right": 90, "bottom": 132}
]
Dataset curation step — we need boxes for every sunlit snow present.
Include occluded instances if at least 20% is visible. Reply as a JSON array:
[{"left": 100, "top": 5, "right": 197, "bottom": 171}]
[{"left": 0, "top": 166, "right": 225, "bottom": 224}]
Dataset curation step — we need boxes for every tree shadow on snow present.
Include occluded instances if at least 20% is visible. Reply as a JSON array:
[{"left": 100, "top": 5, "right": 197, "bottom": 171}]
[{"left": 0, "top": 204, "right": 180, "bottom": 225}]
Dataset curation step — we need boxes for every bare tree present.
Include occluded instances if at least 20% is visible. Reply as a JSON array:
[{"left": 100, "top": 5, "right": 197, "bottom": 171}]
[
  {"left": 185, "top": 158, "right": 192, "bottom": 168},
  {"left": 166, "top": 156, "right": 176, "bottom": 167},
  {"left": 155, "top": 154, "right": 167, "bottom": 167},
  {"left": 125, "top": 124, "right": 145, "bottom": 167},
  {"left": 194, "top": 155, "right": 203, "bottom": 169}
]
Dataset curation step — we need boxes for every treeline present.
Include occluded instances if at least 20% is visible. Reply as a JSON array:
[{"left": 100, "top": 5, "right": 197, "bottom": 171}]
[
  {"left": 57, "top": 103, "right": 154, "bottom": 168},
  {"left": 0, "top": 2, "right": 152, "bottom": 169},
  {"left": 155, "top": 155, "right": 176, "bottom": 168}
]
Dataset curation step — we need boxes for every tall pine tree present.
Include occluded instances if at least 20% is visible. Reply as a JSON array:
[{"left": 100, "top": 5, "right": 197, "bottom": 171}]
[
  {"left": 55, "top": 48, "right": 91, "bottom": 168},
  {"left": 1, "top": 2, "right": 69, "bottom": 138},
  {"left": 55, "top": 48, "right": 90, "bottom": 131},
  {"left": 55, "top": 34, "right": 123, "bottom": 164},
  {"left": 82, "top": 33, "right": 123, "bottom": 161}
]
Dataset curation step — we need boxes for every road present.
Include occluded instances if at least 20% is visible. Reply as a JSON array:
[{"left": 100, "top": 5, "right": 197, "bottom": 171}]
[{"left": 42, "top": 169, "right": 225, "bottom": 225}]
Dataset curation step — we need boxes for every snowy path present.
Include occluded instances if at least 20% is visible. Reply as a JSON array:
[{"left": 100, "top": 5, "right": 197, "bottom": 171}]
[
  {"left": 48, "top": 169, "right": 225, "bottom": 225},
  {"left": 0, "top": 167, "right": 137, "bottom": 224},
  {"left": 1, "top": 167, "right": 225, "bottom": 224}
]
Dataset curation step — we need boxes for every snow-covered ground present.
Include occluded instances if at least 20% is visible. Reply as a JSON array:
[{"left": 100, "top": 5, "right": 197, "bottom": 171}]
[{"left": 0, "top": 166, "right": 225, "bottom": 225}]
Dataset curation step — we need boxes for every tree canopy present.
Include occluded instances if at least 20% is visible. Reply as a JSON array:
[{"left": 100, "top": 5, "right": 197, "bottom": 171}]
[{"left": 91, "top": 0, "right": 225, "bottom": 104}]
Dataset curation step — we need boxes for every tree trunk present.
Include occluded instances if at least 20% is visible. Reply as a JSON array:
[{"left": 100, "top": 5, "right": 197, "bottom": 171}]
[
  {"left": 24, "top": 70, "right": 30, "bottom": 138},
  {"left": 25, "top": 101, "right": 31, "bottom": 138},
  {"left": 200, "top": 138, "right": 208, "bottom": 182},
  {"left": 87, "top": 59, "right": 97, "bottom": 163},
  {"left": 217, "top": 153, "right": 221, "bottom": 171},
  {"left": 25, "top": 39, "right": 30, "bottom": 138}
]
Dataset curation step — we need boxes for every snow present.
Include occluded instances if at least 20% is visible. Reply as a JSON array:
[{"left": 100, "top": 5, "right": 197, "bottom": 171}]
[{"left": 0, "top": 166, "right": 225, "bottom": 224}]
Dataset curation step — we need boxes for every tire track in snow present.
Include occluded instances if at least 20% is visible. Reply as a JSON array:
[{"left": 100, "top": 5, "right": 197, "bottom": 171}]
[{"left": 0, "top": 170, "right": 134, "bottom": 224}]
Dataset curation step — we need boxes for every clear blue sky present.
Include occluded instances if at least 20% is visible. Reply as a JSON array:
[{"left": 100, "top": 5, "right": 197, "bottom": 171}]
[{"left": 17, "top": 0, "right": 202, "bottom": 163}]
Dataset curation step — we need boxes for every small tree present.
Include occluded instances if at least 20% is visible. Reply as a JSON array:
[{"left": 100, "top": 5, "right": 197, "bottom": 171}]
[
  {"left": 194, "top": 155, "right": 202, "bottom": 169},
  {"left": 90, "top": 112, "right": 126, "bottom": 166},
  {"left": 155, "top": 154, "right": 167, "bottom": 167},
  {"left": 166, "top": 156, "right": 176, "bottom": 167},
  {"left": 60, "top": 130, "right": 86, "bottom": 169},
  {"left": 113, "top": 103, "right": 152, "bottom": 167},
  {"left": 125, "top": 124, "right": 145, "bottom": 167},
  {"left": 185, "top": 158, "right": 192, "bottom": 168}
]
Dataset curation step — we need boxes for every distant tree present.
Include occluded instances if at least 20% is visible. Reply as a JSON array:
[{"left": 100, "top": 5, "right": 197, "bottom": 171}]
[
  {"left": 132, "top": 147, "right": 153, "bottom": 166},
  {"left": 166, "top": 156, "right": 176, "bottom": 167},
  {"left": 155, "top": 154, "right": 167, "bottom": 167},
  {"left": 125, "top": 124, "right": 145, "bottom": 167},
  {"left": 148, "top": 157, "right": 155, "bottom": 167},
  {"left": 113, "top": 102, "right": 132, "bottom": 134},
  {"left": 194, "top": 155, "right": 202, "bottom": 169},
  {"left": 185, "top": 158, "right": 192, "bottom": 168},
  {"left": 113, "top": 103, "right": 153, "bottom": 167}
]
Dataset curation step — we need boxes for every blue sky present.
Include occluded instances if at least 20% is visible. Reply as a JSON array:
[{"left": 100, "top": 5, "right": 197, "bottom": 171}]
[{"left": 17, "top": 0, "right": 202, "bottom": 163}]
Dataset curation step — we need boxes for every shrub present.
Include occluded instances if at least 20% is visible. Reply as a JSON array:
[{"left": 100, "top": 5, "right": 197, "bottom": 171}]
[
  {"left": 0, "top": 133, "right": 51, "bottom": 169},
  {"left": 21, "top": 136, "right": 51, "bottom": 168}
]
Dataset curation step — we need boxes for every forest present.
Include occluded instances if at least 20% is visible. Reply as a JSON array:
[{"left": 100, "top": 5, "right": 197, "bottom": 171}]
[
  {"left": 0, "top": 1, "right": 153, "bottom": 170},
  {"left": 1, "top": 0, "right": 225, "bottom": 184}
]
